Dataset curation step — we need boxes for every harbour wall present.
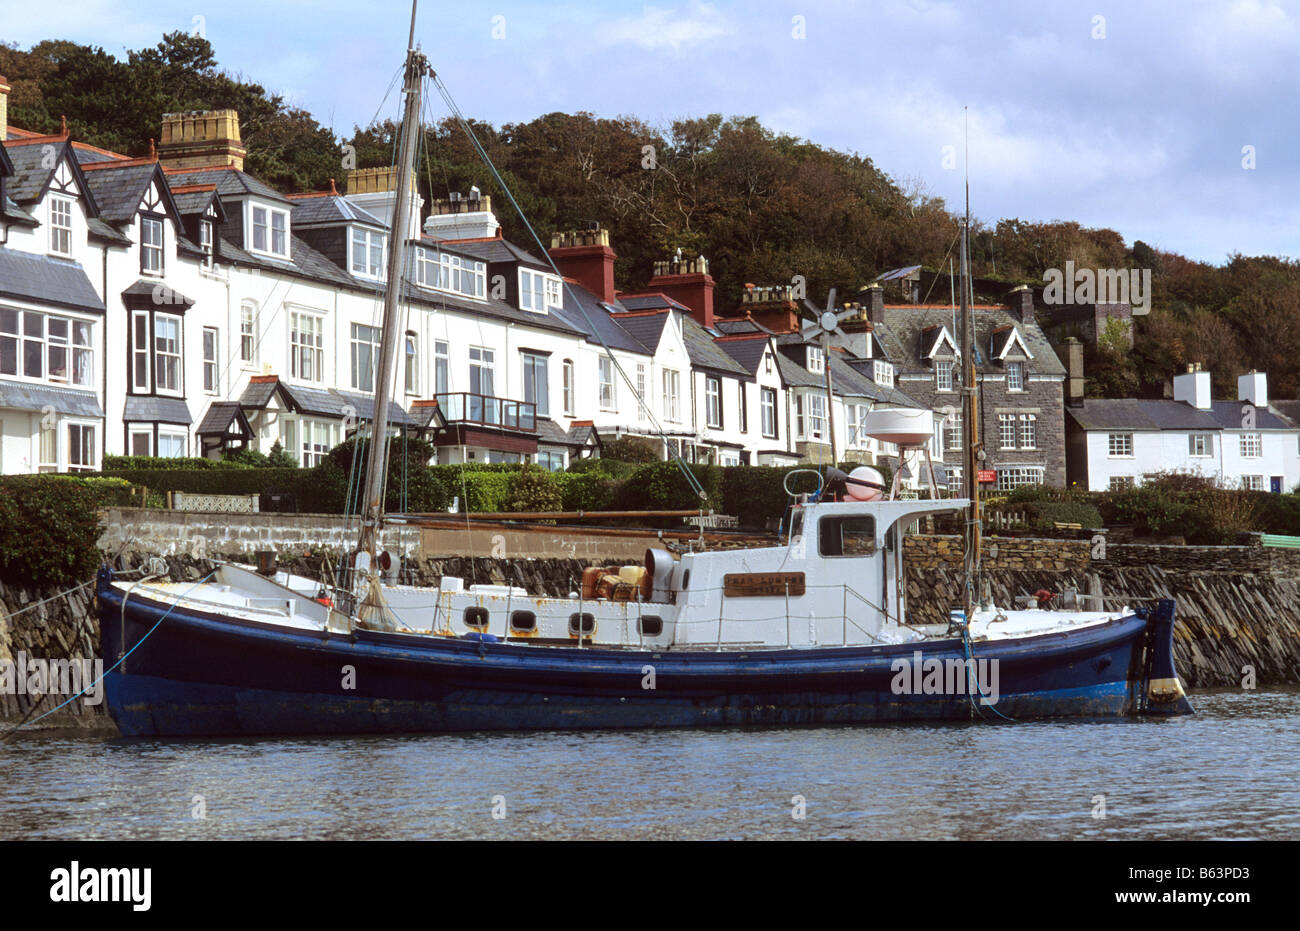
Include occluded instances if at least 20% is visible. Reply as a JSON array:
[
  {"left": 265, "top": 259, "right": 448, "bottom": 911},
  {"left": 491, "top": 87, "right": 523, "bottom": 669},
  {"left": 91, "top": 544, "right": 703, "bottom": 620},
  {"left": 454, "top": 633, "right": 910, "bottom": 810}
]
[{"left": 3, "top": 512, "right": 1298, "bottom": 729}]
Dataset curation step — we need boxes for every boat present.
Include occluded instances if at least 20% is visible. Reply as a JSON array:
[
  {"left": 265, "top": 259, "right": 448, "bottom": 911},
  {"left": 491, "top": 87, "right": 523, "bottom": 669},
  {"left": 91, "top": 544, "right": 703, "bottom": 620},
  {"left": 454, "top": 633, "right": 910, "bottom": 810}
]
[{"left": 95, "top": 3, "right": 1193, "bottom": 737}]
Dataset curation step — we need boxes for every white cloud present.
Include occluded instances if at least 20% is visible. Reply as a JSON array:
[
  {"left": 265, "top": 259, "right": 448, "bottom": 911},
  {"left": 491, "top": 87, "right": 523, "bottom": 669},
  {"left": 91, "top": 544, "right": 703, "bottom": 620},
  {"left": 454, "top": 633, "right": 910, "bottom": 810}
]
[{"left": 594, "top": 1, "right": 736, "bottom": 52}]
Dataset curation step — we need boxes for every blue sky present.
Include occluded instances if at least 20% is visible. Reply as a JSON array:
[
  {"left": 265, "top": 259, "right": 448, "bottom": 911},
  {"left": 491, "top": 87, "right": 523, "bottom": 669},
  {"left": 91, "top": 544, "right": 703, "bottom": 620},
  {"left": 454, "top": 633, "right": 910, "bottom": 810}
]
[{"left": 8, "top": 0, "right": 1299, "bottom": 265}]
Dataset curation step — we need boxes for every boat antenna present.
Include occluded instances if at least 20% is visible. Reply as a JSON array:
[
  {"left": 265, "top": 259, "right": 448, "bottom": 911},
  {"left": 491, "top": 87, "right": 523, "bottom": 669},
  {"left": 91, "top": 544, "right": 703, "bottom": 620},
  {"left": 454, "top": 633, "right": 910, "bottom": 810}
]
[{"left": 355, "top": 0, "right": 425, "bottom": 630}]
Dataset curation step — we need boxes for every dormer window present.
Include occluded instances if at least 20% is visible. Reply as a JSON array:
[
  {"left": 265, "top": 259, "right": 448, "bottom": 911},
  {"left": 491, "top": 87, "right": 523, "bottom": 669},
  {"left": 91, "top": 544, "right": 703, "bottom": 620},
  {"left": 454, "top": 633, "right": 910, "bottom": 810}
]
[
  {"left": 49, "top": 195, "right": 73, "bottom": 256},
  {"left": 141, "top": 217, "right": 164, "bottom": 275},
  {"left": 807, "top": 345, "right": 825, "bottom": 374},
  {"left": 936, "top": 359, "right": 956, "bottom": 392},
  {"left": 199, "top": 219, "right": 214, "bottom": 268},
  {"left": 520, "top": 269, "right": 562, "bottom": 313},
  {"left": 416, "top": 249, "right": 486, "bottom": 300},
  {"left": 1006, "top": 360, "right": 1025, "bottom": 391},
  {"left": 351, "top": 227, "right": 387, "bottom": 279},
  {"left": 874, "top": 361, "right": 893, "bottom": 387},
  {"left": 249, "top": 203, "right": 289, "bottom": 258}
]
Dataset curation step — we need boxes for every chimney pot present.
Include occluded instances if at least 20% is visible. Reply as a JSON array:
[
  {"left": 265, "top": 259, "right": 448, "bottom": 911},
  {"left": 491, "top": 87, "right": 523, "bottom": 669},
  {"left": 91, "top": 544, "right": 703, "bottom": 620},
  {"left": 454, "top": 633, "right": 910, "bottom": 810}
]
[
  {"left": 157, "top": 109, "right": 246, "bottom": 171},
  {"left": 549, "top": 225, "right": 617, "bottom": 303}
]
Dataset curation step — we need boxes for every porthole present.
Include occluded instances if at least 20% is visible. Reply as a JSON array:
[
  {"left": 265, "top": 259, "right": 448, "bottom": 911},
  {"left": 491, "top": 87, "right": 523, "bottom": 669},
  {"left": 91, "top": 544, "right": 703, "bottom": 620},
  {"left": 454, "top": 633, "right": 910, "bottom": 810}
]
[
  {"left": 568, "top": 612, "right": 595, "bottom": 636},
  {"left": 463, "top": 606, "right": 489, "bottom": 630},
  {"left": 510, "top": 610, "right": 536, "bottom": 632},
  {"left": 638, "top": 615, "right": 663, "bottom": 637}
]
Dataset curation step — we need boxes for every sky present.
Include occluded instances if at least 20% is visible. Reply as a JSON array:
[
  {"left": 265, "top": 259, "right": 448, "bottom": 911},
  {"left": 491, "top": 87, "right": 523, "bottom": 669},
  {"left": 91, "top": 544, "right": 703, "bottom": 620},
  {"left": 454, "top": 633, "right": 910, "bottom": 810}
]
[{"left": 6, "top": 0, "right": 1299, "bottom": 265}]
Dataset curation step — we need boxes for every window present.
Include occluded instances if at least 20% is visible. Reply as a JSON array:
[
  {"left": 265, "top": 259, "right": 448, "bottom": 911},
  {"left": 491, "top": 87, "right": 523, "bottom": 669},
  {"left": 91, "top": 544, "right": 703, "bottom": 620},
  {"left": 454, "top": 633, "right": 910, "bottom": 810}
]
[
  {"left": 141, "top": 216, "right": 164, "bottom": 275},
  {"left": 463, "top": 607, "right": 489, "bottom": 630},
  {"left": 807, "top": 345, "right": 825, "bottom": 374},
  {"left": 67, "top": 423, "right": 95, "bottom": 472},
  {"left": 0, "top": 310, "right": 92, "bottom": 386},
  {"left": 738, "top": 383, "right": 748, "bottom": 433},
  {"left": 350, "top": 323, "right": 381, "bottom": 392},
  {"left": 536, "top": 449, "right": 565, "bottom": 471},
  {"left": 250, "top": 204, "right": 289, "bottom": 257},
  {"left": 202, "top": 327, "right": 219, "bottom": 394},
  {"left": 946, "top": 464, "right": 963, "bottom": 495},
  {"left": 290, "top": 311, "right": 324, "bottom": 382},
  {"left": 598, "top": 356, "right": 615, "bottom": 410},
  {"left": 435, "top": 340, "right": 450, "bottom": 395},
  {"left": 705, "top": 376, "right": 722, "bottom": 429},
  {"left": 1241, "top": 474, "right": 1265, "bottom": 491},
  {"left": 290, "top": 418, "right": 339, "bottom": 467},
  {"left": 563, "top": 359, "right": 574, "bottom": 415},
  {"left": 1189, "top": 433, "right": 1212, "bottom": 457},
  {"left": 635, "top": 362, "right": 647, "bottom": 422},
  {"left": 874, "top": 361, "right": 893, "bottom": 387},
  {"left": 806, "top": 393, "right": 826, "bottom": 440},
  {"left": 199, "top": 219, "right": 213, "bottom": 267},
  {"left": 568, "top": 613, "right": 596, "bottom": 636},
  {"left": 38, "top": 421, "right": 57, "bottom": 473},
  {"left": 936, "top": 359, "right": 955, "bottom": 392},
  {"left": 404, "top": 332, "right": 419, "bottom": 394},
  {"left": 1109, "top": 476, "right": 1135, "bottom": 491},
  {"left": 350, "top": 227, "right": 387, "bottom": 278},
  {"left": 795, "top": 394, "right": 804, "bottom": 437},
  {"left": 662, "top": 368, "right": 680, "bottom": 420},
  {"left": 1006, "top": 361, "right": 1025, "bottom": 392},
  {"left": 1108, "top": 433, "right": 1134, "bottom": 457},
  {"left": 855, "top": 405, "right": 870, "bottom": 448},
  {"left": 761, "top": 387, "right": 777, "bottom": 438},
  {"left": 945, "top": 416, "right": 963, "bottom": 452},
  {"left": 154, "top": 314, "right": 181, "bottom": 394},
  {"left": 157, "top": 429, "right": 186, "bottom": 458},
  {"left": 131, "top": 312, "right": 150, "bottom": 391},
  {"left": 469, "top": 346, "right": 495, "bottom": 422},
  {"left": 819, "top": 516, "right": 877, "bottom": 557},
  {"left": 999, "top": 414, "right": 1017, "bottom": 450},
  {"left": 519, "top": 269, "right": 559, "bottom": 312},
  {"left": 1240, "top": 433, "right": 1262, "bottom": 458},
  {"left": 1018, "top": 413, "right": 1037, "bottom": 450},
  {"left": 49, "top": 196, "right": 73, "bottom": 256},
  {"left": 996, "top": 466, "right": 1045, "bottom": 491},
  {"left": 128, "top": 426, "right": 152, "bottom": 456},
  {"left": 418, "top": 250, "right": 487, "bottom": 299},
  {"left": 240, "top": 302, "right": 257, "bottom": 365},
  {"left": 522, "top": 352, "right": 549, "bottom": 417}
]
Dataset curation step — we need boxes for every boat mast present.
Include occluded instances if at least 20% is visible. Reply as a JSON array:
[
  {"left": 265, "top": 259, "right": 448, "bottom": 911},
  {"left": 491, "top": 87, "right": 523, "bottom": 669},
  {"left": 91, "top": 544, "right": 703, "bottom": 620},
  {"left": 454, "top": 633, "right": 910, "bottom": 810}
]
[
  {"left": 357, "top": 1, "right": 426, "bottom": 566},
  {"left": 959, "top": 108, "right": 982, "bottom": 616}
]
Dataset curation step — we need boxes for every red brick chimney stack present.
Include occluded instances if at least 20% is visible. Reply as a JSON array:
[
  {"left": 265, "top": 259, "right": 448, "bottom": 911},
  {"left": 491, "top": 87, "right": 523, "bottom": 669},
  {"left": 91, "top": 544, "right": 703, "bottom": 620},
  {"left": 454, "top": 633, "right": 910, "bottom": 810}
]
[
  {"left": 646, "top": 253, "right": 715, "bottom": 328},
  {"left": 549, "top": 227, "right": 617, "bottom": 304}
]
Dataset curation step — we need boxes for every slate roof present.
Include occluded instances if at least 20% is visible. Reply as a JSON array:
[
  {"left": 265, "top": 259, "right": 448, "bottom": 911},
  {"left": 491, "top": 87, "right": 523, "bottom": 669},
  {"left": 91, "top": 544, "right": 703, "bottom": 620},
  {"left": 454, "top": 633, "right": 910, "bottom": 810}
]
[
  {"left": 123, "top": 396, "right": 193, "bottom": 424},
  {"left": 873, "top": 305, "right": 1066, "bottom": 377},
  {"left": 775, "top": 352, "right": 824, "bottom": 389},
  {"left": 1208, "top": 400, "right": 1293, "bottom": 431},
  {"left": 163, "top": 166, "right": 291, "bottom": 204},
  {"left": 714, "top": 333, "right": 771, "bottom": 374},
  {"left": 196, "top": 401, "right": 248, "bottom": 436},
  {"left": 79, "top": 162, "right": 157, "bottom": 224},
  {"left": 168, "top": 184, "right": 222, "bottom": 217},
  {"left": 290, "top": 193, "right": 385, "bottom": 227},
  {"left": 549, "top": 288, "right": 647, "bottom": 355},
  {"left": 237, "top": 378, "right": 414, "bottom": 426},
  {"left": 0, "top": 250, "right": 105, "bottom": 313},
  {"left": 1270, "top": 400, "right": 1300, "bottom": 427},
  {"left": 618, "top": 293, "right": 691, "bottom": 313},
  {"left": 121, "top": 279, "right": 195, "bottom": 308},
  {"left": 610, "top": 311, "right": 669, "bottom": 354},
  {"left": 3, "top": 141, "right": 60, "bottom": 202},
  {"left": 535, "top": 417, "right": 572, "bottom": 446},
  {"left": 681, "top": 314, "right": 749, "bottom": 378},
  {"left": 1067, "top": 399, "right": 1225, "bottom": 432},
  {"left": 0, "top": 380, "right": 103, "bottom": 417},
  {"left": 441, "top": 236, "right": 547, "bottom": 267}
]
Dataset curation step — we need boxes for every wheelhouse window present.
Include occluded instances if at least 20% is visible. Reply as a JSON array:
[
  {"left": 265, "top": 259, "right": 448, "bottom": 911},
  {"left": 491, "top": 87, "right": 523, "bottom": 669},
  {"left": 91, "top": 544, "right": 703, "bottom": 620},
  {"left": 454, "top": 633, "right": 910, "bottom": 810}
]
[
  {"left": 0, "top": 310, "right": 93, "bottom": 387},
  {"left": 522, "top": 352, "right": 549, "bottom": 416},
  {"left": 819, "top": 516, "right": 877, "bottom": 557},
  {"left": 290, "top": 311, "right": 325, "bottom": 383},
  {"left": 202, "top": 327, "right": 219, "bottom": 394},
  {"left": 350, "top": 323, "right": 381, "bottom": 392},
  {"left": 761, "top": 387, "right": 777, "bottom": 438},
  {"left": 705, "top": 376, "right": 722, "bottom": 429},
  {"left": 350, "top": 227, "right": 387, "bottom": 279},
  {"left": 141, "top": 216, "right": 164, "bottom": 275},
  {"left": 49, "top": 196, "right": 73, "bottom": 256}
]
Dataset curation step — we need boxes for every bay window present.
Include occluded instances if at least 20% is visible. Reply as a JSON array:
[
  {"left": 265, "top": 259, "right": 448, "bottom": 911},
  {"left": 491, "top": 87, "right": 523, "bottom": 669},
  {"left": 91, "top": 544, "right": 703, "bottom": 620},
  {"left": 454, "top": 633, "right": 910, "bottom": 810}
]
[
  {"left": 0, "top": 310, "right": 93, "bottom": 387},
  {"left": 154, "top": 314, "right": 182, "bottom": 394}
]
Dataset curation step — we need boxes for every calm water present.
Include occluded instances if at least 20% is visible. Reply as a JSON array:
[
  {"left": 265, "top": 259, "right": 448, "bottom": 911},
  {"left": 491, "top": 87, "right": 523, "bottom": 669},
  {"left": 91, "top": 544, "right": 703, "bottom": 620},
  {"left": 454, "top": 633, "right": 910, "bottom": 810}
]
[{"left": 2, "top": 688, "right": 1297, "bottom": 840}]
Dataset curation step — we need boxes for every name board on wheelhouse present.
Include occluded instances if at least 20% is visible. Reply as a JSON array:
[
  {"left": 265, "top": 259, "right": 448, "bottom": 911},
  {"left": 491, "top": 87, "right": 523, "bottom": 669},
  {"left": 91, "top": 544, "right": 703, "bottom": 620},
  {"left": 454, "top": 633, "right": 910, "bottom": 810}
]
[{"left": 723, "top": 572, "right": 806, "bottom": 597}]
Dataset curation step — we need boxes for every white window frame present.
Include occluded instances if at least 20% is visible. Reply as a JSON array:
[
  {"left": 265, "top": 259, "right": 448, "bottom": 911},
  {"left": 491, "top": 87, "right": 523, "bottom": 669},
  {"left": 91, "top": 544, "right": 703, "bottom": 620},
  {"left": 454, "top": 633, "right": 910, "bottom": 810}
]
[
  {"left": 404, "top": 331, "right": 419, "bottom": 395},
  {"left": 49, "top": 195, "right": 73, "bottom": 256},
  {"left": 38, "top": 419, "right": 58, "bottom": 473},
  {"left": 598, "top": 356, "right": 616, "bottom": 410},
  {"left": 1006, "top": 360, "right": 1025, "bottom": 392},
  {"left": 635, "top": 362, "right": 648, "bottom": 423},
  {"left": 999, "top": 414, "right": 1017, "bottom": 450},
  {"left": 351, "top": 226, "right": 387, "bottom": 279},
  {"left": 1108, "top": 433, "right": 1134, "bottom": 458},
  {"left": 662, "top": 368, "right": 680, "bottom": 421},
  {"left": 290, "top": 310, "right": 325, "bottom": 383},
  {"left": 1189, "top": 433, "right": 1212, "bottom": 457},
  {"left": 761, "top": 387, "right": 777, "bottom": 439},
  {"left": 807, "top": 393, "right": 827, "bottom": 440},
  {"left": 563, "top": 359, "right": 574, "bottom": 416},
  {"left": 350, "top": 322, "right": 382, "bottom": 393},
  {"left": 248, "top": 203, "right": 290, "bottom": 258},
  {"left": 996, "top": 466, "right": 1045, "bottom": 491},
  {"left": 1240, "top": 432, "right": 1263, "bottom": 458},
  {"left": 240, "top": 302, "right": 258, "bottom": 367},
  {"left": 140, "top": 216, "right": 164, "bottom": 276},
  {"left": 128, "top": 425, "right": 153, "bottom": 457},
  {"left": 199, "top": 219, "right": 214, "bottom": 268},
  {"left": 807, "top": 345, "right": 825, "bottom": 374},
  {"left": 1109, "top": 476, "right": 1135, "bottom": 491},
  {"left": 157, "top": 428, "right": 187, "bottom": 459},
  {"left": 434, "top": 340, "right": 450, "bottom": 395},
  {"left": 1018, "top": 413, "right": 1037, "bottom": 450},
  {"left": 523, "top": 351, "right": 550, "bottom": 417},
  {"left": 1241, "top": 474, "right": 1265, "bottom": 491},
  {"left": 874, "top": 360, "right": 893, "bottom": 387},
  {"left": 945, "top": 415, "right": 963, "bottom": 452},
  {"left": 935, "top": 359, "right": 955, "bottom": 392},
  {"left": 0, "top": 309, "right": 93, "bottom": 387},
  {"left": 66, "top": 421, "right": 97, "bottom": 472},
  {"left": 202, "top": 326, "right": 219, "bottom": 394},
  {"left": 705, "top": 375, "right": 723, "bottom": 429},
  {"left": 153, "top": 313, "right": 182, "bottom": 396}
]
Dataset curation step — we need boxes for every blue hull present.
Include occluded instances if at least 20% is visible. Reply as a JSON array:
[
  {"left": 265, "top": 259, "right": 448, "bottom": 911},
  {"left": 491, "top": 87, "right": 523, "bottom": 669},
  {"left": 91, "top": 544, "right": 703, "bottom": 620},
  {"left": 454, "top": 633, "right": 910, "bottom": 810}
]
[{"left": 96, "top": 570, "right": 1193, "bottom": 737}]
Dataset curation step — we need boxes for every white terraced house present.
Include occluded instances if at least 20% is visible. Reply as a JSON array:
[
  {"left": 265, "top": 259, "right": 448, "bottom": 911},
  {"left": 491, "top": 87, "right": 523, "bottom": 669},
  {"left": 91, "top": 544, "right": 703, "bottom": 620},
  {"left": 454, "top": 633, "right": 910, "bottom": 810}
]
[{"left": 0, "top": 98, "right": 936, "bottom": 477}]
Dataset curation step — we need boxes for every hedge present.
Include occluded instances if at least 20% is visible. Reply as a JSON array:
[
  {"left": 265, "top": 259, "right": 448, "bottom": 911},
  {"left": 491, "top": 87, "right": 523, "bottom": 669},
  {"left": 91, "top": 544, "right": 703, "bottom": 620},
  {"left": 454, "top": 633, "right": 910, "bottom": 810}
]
[{"left": 0, "top": 475, "right": 135, "bottom": 586}]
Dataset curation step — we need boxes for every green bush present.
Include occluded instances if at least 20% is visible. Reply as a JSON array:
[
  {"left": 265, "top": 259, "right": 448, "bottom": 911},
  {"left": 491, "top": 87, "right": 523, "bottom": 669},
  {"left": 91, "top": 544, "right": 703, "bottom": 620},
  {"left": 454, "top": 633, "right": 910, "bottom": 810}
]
[
  {"left": 102, "top": 455, "right": 245, "bottom": 470},
  {"left": 0, "top": 475, "right": 134, "bottom": 586},
  {"left": 1022, "top": 500, "right": 1105, "bottom": 532},
  {"left": 566, "top": 456, "right": 639, "bottom": 481},
  {"left": 721, "top": 466, "right": 814, "bottom": 528},
  {"left": 619, "top": 461, "right": 722, "bottom": 513},
  {"left": 600, "top": 436, "right": 661, "bottom": 463},
  {"left": 556, "top": 472, "right": 618, "bottom": 512},
  {"left": 221, "top": 446, "right": 271, "bottom": 468},
  {"left": 506, "top": 465, "right": 563, "bottom": 513}
]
